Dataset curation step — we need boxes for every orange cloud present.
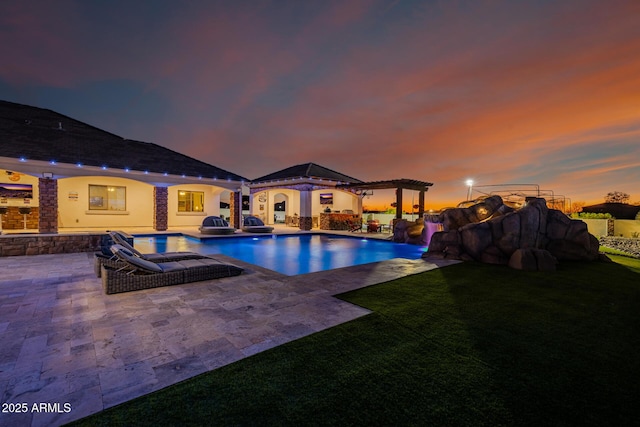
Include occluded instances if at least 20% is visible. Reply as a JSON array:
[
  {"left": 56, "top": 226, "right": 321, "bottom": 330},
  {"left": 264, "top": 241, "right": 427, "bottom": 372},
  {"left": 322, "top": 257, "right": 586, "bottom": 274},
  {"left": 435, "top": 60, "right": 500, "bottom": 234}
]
[{"left": 2, "top": 0, "right": 638, "bottom": 209}]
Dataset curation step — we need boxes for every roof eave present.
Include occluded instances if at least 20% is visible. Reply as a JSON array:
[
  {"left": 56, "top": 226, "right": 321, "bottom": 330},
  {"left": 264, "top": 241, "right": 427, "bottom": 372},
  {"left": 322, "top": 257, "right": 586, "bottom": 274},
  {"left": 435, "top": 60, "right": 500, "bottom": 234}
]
[{"left": 0, "top": 157, "right": 246, "bottom": 188}]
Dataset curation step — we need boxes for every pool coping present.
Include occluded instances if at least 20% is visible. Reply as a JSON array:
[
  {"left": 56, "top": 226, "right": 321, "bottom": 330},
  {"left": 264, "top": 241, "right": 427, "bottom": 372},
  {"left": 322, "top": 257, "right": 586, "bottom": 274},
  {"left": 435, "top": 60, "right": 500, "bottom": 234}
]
[{"left": 132, "top": 232, "right": 425, "bottom": 277}]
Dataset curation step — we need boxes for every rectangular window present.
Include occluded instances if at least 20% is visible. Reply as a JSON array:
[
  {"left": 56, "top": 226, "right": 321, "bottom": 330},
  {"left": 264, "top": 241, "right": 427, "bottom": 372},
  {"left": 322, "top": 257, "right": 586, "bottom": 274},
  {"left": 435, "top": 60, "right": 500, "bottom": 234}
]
[
  {"left": 178, "top": 190, "right": 204, "bottom": 212},
  {"left": 89, "top": 185, "right": 126, "bottom": 211}
]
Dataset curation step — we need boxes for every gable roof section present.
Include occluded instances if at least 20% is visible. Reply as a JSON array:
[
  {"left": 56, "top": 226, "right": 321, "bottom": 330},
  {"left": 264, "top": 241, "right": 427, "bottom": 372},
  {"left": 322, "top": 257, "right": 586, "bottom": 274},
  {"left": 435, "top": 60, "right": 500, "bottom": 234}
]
[
  {"left": 253, "top": 162, "right": 363, "bottom": 184},
  {"left": 0, "top": 100, "right": 248, "bottom": 182},
  {"left": 582, "top": 203, "right": 640, "bottom": 220}
]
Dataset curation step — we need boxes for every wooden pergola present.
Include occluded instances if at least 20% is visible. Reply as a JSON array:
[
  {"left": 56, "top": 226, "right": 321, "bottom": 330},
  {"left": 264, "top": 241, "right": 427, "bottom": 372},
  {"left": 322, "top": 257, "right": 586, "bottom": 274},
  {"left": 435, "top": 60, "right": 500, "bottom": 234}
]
[{"left": 336, "top": 179, "right": 433, "bottom": 219}]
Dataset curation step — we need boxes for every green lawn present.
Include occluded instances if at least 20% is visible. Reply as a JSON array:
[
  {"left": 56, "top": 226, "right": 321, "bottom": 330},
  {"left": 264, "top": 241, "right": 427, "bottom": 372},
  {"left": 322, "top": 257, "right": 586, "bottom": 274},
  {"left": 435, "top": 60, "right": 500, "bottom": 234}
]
[{"left": 71, "top": 254, "right": 640, "bottom": 426}]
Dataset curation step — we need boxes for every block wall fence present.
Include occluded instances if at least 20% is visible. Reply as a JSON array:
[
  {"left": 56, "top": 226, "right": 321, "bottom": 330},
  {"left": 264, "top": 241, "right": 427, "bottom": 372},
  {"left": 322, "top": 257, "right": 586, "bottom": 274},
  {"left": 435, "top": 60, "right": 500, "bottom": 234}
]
[{"left": 582, "top": 219, "right": 640, "bottom": 238}]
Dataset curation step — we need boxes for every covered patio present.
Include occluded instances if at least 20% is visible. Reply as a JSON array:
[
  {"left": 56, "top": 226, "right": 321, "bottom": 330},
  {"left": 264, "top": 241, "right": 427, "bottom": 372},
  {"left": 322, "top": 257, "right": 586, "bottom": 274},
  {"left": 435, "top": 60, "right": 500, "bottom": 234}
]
[
  {"left": 248, "top": 163, "right": 364, "bottom": 231},
  {"left": 336, "top": 178, "right": 434, "bottom": 226}
]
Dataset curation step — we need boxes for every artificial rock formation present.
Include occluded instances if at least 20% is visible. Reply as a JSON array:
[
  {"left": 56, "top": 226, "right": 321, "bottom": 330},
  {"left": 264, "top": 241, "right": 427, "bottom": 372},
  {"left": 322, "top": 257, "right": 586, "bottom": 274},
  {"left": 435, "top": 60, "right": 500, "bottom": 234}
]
[
  {"left": 424, "top": 196, "right": 601, "bottom": 271},
  {"left": 392, "top": 218, "right": 425, "bottom": 245},
  {"left": 439, "top": 195, "right": 514, "bottom": 230}
]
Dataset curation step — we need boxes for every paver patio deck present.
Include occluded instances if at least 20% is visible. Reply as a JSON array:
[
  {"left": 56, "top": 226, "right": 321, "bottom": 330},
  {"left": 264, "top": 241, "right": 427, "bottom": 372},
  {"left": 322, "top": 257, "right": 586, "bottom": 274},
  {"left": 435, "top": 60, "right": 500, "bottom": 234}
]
[{"left": 0, "top": 249, "right": 458, "bottom": 426}]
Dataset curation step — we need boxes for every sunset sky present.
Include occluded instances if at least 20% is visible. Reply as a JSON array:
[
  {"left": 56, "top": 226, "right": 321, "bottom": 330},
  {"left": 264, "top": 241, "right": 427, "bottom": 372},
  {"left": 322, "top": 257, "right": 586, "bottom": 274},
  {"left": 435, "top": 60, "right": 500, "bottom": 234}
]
[{"left": 1, "top": 0, "right": 638, "bottom": 210}]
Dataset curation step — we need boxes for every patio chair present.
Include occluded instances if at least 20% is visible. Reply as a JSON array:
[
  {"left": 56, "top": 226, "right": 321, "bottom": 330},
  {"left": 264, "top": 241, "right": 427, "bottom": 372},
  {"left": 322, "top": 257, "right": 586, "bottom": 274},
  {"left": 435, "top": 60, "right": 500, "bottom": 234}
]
[
  {"left": 242, "top": 216, "right": 274, "bottom": 233},
  {"left": 94, "top": 231, "right": 209, "bottom": 277},
  {"left": 349, "top": 219, "right": 363, "bottom": 232},
  {"left": 367, "top": 220, "right": 381, "bottom": 233},
  {"left": 199, "top": 216, "right": 236, "bottom": 235},
  {"left": 101, "top": 244, "right": 243, "bottom": 294}
]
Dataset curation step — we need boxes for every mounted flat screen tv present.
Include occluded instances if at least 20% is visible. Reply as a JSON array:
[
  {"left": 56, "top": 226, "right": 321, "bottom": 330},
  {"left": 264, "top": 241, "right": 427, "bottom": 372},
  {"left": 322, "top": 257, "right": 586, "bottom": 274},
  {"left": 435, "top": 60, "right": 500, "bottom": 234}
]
[
  {"left": 319, "top": 193, "right": 333, "bottom": 205},
  {"left": 0, "top": 183, "right": 33, "bottom": 199}
]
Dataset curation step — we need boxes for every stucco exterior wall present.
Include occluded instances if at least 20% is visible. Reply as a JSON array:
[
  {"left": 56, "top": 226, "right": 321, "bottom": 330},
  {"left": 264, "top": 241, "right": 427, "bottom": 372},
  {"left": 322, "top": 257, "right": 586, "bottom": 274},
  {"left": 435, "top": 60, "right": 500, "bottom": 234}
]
[
  {"left": 57, "top": 176, "right": 155, "bottom": 229},
  {"left": 284, "top": 190, "right": 300, "bottom": 216},
  {"left": 313, "top": 189, "right": 358, "bottom": 215},
  {"left": 167, "top": 184, "right": 223, "bottom": 227},
  {"left": 582, "top": 218, "right": 640, "bottom": 238},
  {"left": 614, "top": 220, "right": 640, "bottom": 237},
  {"left": 252, "top": 189, "right": 299, "bottom": 224},
  {"left": 581, "top": 219, "right": 609, "bottom": 237},
  {"left": 0, "top": 169, "right": 39, "bottom": 208},
  {"left": 250, "top": 188, "right": 359, "bottom": 226}
]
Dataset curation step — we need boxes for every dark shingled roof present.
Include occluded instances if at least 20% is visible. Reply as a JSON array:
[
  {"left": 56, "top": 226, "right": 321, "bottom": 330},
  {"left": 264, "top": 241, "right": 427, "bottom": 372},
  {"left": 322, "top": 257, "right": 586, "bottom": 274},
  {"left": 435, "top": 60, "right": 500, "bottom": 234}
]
[
  {"left": 0, "top": 100, "right": 248, "bottom": 181},
  {"left": 582, "top": 203, "right": 640, "bottom": 220},
  {"left": 253, "top": 162, "right": 363, "bottom": 184}
]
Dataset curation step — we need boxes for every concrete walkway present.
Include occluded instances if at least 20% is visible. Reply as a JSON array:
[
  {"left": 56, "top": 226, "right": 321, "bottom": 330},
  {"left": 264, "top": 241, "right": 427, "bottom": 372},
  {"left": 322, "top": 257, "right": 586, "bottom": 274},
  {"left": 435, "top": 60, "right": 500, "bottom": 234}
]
[{"left": 0, "top": 250, "right": 457, "bottom": 427}]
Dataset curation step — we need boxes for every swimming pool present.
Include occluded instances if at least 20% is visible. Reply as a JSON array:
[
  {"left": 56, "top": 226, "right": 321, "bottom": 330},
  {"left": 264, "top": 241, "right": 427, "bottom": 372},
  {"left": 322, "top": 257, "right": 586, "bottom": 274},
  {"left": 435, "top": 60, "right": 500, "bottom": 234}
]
[{"left": 133, "top": 234, "right": 426, "bottom": 276}]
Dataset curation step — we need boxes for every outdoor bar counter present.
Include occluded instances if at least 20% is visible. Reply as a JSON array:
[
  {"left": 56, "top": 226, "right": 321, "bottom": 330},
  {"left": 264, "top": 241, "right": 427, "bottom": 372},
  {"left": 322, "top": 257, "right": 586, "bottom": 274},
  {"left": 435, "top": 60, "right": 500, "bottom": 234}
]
[{"left": 319, "top": 212, "right": 361, "bottom": 230}]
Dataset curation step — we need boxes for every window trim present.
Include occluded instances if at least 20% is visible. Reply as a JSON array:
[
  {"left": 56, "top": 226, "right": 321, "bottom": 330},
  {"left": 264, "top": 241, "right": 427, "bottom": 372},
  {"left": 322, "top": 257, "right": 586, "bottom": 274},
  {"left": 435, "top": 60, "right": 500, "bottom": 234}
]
[
  {"left": 177, "top": 190, "right": 205, "bottom": 213},
  {"left": 88, "top": 184, "right": 127, "bottom": 211}
]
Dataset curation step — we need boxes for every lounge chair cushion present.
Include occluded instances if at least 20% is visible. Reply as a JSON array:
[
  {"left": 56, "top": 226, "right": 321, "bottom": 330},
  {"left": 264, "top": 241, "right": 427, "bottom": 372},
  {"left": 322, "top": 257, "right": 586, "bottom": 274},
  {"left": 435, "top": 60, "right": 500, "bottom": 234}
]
[
  {"left": 177, "top": 258, "right": 225, "bottom": 268},
  {"left": 111, "top": 244, "right": 163, "bottom": 273},
  {"left": 154, "top": 261, "right": 189, "bottom": 272},
  {"left": 109, "top": 231, "right": 203, "bottom": 261},
  {"left": 114, "top": 245, "right": 136, "bottom": 258},
  {"left": 199, "top": 216, "right": 237, "bottom": 235},
  {"left": 241, "top": 216, "right": 274, "bottom": 233},
  {"left": 244, "top": 217, "right": 263, "bottom": 226},
  {"left": 139, "top": 253, "right": 170, "bottom": 261},
  {"left": 110, "top": 231, "right": 145, "bottom": 257},
  {"left": 202, "top": 216, "right": 229, "bottom": 227}
]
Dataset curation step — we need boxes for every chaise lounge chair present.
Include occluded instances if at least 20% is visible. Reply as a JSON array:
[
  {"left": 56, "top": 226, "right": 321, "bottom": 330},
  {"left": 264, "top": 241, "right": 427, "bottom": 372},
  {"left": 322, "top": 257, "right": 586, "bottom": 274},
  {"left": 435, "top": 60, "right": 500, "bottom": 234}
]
[
  {"left": 111, "top": 231, "right": 204, "bottom": 260},
  {"left": 101, "top": 244, "right": 243, "bottom": 294},
  {"left": 199, "top": 216, "right": 236, "bottom": 235},
  {"left": 94, "top": 231, "right": 208, "bottom": 277},
  {"left": 349, "top": 219, "right": 363, "bottom": 232},
  {"left": 241, "top": 216, "right": 274, "bottom": 233}
]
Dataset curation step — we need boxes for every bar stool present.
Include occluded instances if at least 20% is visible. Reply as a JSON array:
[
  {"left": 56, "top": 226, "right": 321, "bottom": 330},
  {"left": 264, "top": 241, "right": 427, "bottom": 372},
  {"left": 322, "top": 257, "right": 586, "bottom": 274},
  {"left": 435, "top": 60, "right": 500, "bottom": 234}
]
[
  {"left": 18, "top": 207, "right": 31, "bottom": 230},
  {"left": 0, "top": 206, "right": 7, "bottom": 234}
]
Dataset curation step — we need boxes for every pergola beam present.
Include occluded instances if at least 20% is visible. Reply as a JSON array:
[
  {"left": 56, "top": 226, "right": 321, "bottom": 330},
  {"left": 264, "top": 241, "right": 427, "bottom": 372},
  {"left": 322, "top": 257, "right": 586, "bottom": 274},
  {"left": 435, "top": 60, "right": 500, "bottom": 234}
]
[
  {"left": 336, "top": 178, "right": 433, "bottom": 219},
  {"left": 336, "top": 179, "right": 433, "bottom": 192}
]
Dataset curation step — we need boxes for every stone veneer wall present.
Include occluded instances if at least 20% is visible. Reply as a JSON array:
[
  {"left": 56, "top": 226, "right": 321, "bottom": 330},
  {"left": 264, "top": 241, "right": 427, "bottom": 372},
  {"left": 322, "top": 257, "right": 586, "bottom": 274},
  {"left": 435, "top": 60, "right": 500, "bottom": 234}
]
[
  {"left": 229, "top": 191, "right": 241, "bottom": 228},
  {"left": 38, "top": 177, "right": 58, "bottom": 233},
  {"left": 299, "top": 216, "right": 313, "bottom": 231},
  {"left": 319, "top": 213, "right": 360, "bottom": 230},
  {"left": 154, "top": 187, "right": 168, "bottom": 231},
  {"left": 0, "top": 207, "right": 39, "bottom": 230},
  {"left": 0, "top": 233, "right": 104, "bottom": 257}
]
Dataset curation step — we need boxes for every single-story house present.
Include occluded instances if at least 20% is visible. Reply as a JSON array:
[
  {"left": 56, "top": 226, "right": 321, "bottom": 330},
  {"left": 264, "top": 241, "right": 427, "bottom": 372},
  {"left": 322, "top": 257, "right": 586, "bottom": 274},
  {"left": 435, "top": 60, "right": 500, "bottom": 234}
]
[
  {"left": 0, "top": 100, "right": 248, "bottom": 233},
  {"left": 1, "top": 100, "right": 433, "bottom": 234}
]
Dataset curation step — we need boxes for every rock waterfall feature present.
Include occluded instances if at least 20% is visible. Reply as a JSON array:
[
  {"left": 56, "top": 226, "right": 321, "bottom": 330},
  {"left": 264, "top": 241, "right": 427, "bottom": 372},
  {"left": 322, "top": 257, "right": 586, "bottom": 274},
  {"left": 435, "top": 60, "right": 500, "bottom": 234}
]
[{"left": 423, "top": 196, "right": 602, "bottom": 271}]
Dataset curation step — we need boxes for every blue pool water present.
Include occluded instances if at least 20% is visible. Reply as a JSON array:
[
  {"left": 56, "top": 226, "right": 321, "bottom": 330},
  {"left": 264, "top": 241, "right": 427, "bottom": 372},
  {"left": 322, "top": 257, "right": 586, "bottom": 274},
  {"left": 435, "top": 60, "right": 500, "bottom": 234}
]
[{"left": 133, "top": 234, "right": 426, "bottom": 276}]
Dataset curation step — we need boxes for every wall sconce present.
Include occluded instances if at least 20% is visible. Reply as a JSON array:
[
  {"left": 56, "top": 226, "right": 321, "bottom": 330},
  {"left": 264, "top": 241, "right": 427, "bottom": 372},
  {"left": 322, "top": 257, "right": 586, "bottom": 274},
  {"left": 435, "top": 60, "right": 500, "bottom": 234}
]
[{"left": 43, "top": 172, "right": 54, "bottom": 179}]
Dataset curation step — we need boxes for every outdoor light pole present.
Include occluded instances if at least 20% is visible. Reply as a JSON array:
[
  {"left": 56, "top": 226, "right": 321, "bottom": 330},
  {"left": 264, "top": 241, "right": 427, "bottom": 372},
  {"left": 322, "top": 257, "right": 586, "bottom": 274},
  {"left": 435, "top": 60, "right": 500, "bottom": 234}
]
[{"left": 466, "top": 179, "right": 474, "bottom": 201}]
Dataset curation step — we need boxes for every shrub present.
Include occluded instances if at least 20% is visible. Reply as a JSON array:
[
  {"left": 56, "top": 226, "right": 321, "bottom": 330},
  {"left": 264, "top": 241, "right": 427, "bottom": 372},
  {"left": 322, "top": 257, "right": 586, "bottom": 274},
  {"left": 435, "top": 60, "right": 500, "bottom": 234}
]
[{"left": 571, "top": 212, "right": 613, "bottom": 219}]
